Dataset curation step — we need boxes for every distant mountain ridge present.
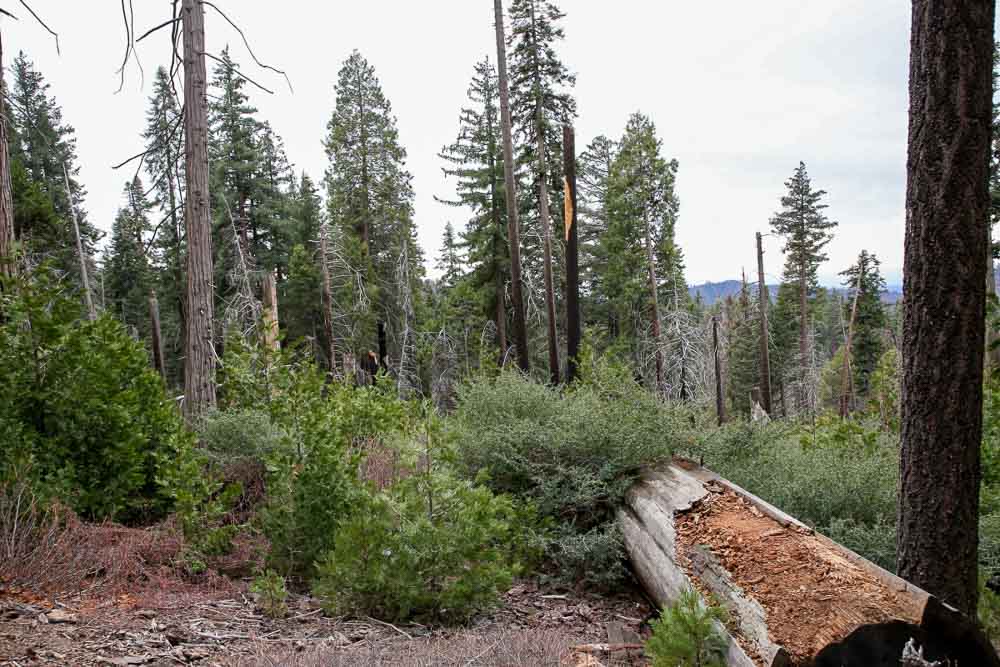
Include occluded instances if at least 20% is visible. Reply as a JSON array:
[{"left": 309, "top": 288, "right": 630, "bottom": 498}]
[{"left": 688, "top": 280, "right": 903, "bottom": 306}]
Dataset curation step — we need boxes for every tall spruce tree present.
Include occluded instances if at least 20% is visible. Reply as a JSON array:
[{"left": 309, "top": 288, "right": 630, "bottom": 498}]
[
  {"left": 769, "top": 161, "right": 837, "bottom": 405},
  {"left": 324, "top": 50, "right": 420, "bottom": 362},
  {"left": 436, "top": 222, "right": 464, "bottom": 289},
  {"left": 577, "top": 135, "right": 617, "bottom": 337},
  {"left": 603, "top": 113, "right": 683, "bottom": 388},
  {"left": 104, "top": 178, "right": 154, "bottom": 337},
  {"left": 839, "top": 251, "right": 886, "bottom": 401},
  {"left": 438, "top": 58, "right": 510, "bottom": 357}
]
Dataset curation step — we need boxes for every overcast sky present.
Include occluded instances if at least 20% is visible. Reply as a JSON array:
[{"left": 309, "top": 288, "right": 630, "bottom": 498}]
[{"left": 7, "top": 1, "right": 982, "bottom": 287}]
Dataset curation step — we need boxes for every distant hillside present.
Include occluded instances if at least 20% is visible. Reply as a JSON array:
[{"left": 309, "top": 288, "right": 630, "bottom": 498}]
[{"left": 688, "top": 280, "right": 902, "bottom": 306}]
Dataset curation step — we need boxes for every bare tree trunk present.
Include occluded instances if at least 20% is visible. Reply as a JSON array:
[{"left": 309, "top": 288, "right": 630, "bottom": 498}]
[
  {"left": 494, "top": 0, "right": 530, "bottom": 373},
  {"left": 0, "top": 33, "right": 15, "bottom": 282},
  {"left": 839, "top": 272, "right": 862, "bottom": 418},
  {"left": 756, "top": 232, "right": 772, "bottom": 415},
  {"left": 262, "top": 271, "right": 279, "bottom": 352},
  {"left": 643, "top": 213, "right": 663, "bottom": 391},
  {"left": 527, "top": 0, "right": 559, "bottom": 384},
  {"left": 564, "top": 124, "right": 581, "bottom": 383},
  {"left": 897, "top": 0, "right": 994, "bottom": 617},
  {"left": 63, "top": 164, "right": 95, "bottom": 321},
  {"left": 713, "top": 315, "right": 726, "bottom": 426},
  {"left": 494, "top": 264, "right": 508, "bottom": 362},
  {"left": 319, "top": 226, "right": 338, "bottom": 376},
  {"left": 487, "top": 110, "right": 508, "bottom": 364},
  {"left": 181, "top": 0, "right": 217, "bottom": 422},
  {"left": 149, "top": 290, "right": 166, "bottom": 380}
]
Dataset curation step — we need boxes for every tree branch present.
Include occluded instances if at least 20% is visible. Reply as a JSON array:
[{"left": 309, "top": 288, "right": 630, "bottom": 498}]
[{"left": 200, "top": 0, "right": 293, "bottom": 93}]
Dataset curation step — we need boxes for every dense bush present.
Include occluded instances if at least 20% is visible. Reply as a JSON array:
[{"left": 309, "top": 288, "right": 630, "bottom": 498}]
[
  {"left": 0, "top": 269, "right": 199, "bottom": 523},
  {"left": 198, "top": 409, "right": 287, "bottom": 463},
  {"left": 452, "top": 362, "right": 694, "bottom": 586}
]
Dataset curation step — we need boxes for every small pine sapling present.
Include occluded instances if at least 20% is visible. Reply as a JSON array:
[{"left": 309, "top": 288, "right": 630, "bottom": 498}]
[{"left": 645, "top": 587, "right": 729, "bottom": 667}]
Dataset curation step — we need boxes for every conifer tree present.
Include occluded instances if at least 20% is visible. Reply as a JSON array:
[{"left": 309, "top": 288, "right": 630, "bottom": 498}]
[
  {"left": 324, "top": 50, "right": 419, "bottom": 362},
  {"left": 8, "top": 52, "right": 99, "bottom": 277},
  {"left": 769, "top": 161, "right": 837, "bottom": 403},
  {"left": 839, "top": 250, "right": 886, "bottom": 402},
  {"left": 604, "top": 113, "right": 683, "bottom": 389},
  {"left": 728, "top": 275, "right": 761, "bottom": 414},
  {"left": 438, "top": 58, "right": 509, "bottom": 357},
  {"left": 104, "top": 178, "right": 154, "bottom": 337},
  {"left": 436, "top": 222, "right": 463, "bottom": 289},
  {"left": 577, "top": 134, "right": 617, "bottom": 317}
]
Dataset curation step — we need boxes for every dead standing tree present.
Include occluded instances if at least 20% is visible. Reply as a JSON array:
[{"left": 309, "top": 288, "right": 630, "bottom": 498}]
[{"left": 494, "top": 0, "right": 530, "bottom": 373}]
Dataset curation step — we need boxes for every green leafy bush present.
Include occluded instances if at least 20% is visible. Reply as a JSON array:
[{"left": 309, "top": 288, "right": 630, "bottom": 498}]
[
  {"left": 646, "top": 587, "right": 728, "bottom": 667},
  {"left": 198, "top": 409, "right": 287, "bottom": 463},
  {"left": 313, "top": 414, "right": 527, "bottom": 622},
  {"left": 452, "top": 364, "right": 691, "bottom": 586},
  {"left": 0, "top": 268, "right": 199, "bottom": 523}
]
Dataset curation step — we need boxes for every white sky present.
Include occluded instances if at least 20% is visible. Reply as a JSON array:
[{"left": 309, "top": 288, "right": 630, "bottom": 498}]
[{"left": 7, "top": 1, "right": 983, "bottom": 287}]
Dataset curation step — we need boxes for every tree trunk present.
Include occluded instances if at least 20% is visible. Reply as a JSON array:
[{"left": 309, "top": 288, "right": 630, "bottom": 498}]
[
  {"left": 643, "top": 214, "right": 663, "bottom": 392},
  {"left": 713, "top": 316, "right": 726, "bottom": 426},
  {"left": 987, "top": 224, "right": 1000, "bottom": 369},
  {"left": 528, "top": 0, "right": 559, "bottom": 385},
  {"left": 181, "top": 0, "right": 217, "bottom": 422},
  {"left": 262, "top": 271, "right": 279, "bottom": 353},
  {"left": 839, "top": 272, "right": 862, "bottom": 418},
  {"left": 488, "top": 110, "right": 509, "bottom": 365},
  {"left": 149, "top": 290, "right": 166, "bottom": 381},
  {"left": 563, "top": 124, "right": 581, "bottom": 383},
  {"left": 0, "top": 32, "right": 15, "bottom": 282},
  {"left": 319, "top": 225, "right": 338, "bottom": 376},
  {"left": 63, "top": 163, "right": 95, "bottom": 321},
  {"left": 494, "top": 0, "right": 530, "bottom": 373},
  {"left": 798, "top": 270, "right": 809, "bottom": 408},
  {"left": 897, "top": 0, "right": 994, "bottom": 617},
  {"left": 756, "top": 232, "right": 772, "bottom": 415}
]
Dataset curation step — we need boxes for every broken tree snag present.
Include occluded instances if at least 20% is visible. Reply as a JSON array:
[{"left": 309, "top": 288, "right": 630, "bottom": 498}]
[
  {"left": 618, "top": 462, "right": 1000, "bottom": 667},
  {"left": 261, "top": 271, "right": 279, "bottom": 352}
]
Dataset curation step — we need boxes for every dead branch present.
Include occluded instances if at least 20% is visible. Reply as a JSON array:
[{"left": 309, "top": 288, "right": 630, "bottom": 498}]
[{"left": 200, "top": 0, "right": 293, "bottom": 93}]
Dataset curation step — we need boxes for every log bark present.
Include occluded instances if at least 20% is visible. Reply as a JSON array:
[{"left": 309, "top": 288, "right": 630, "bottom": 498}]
[
  {"left": 619, "top": 462, "right": 999, "bottom": 666},
  {"left": 494, "top": 0, "right": 530, "bottom": 373},
  {"left": 898, "top": 0, "right": 994, "bottom": 616},
  {"left": 181, "top": 0, "right": 217, "bottom": 422}
]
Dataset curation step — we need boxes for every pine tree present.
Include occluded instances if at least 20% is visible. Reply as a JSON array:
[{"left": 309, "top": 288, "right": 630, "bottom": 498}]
[
  {"left": 436, "top": 222, "right": 463, "bottom": 289},
  {"left": 577, "top": 134, "right": 617, "bottom": 325},
  {"left": 324, "top": 50, "right": 420, "bottom": 362},
  {"left": 104, "top": 178, "right": 154, "bottom": 337},
  {"left": 603, "top": 113, "right": 683, "bottom": 388},
  {"left": 728, "top": 275, "right": 761, "bottom": 414},
  {"left": 143, "top": 66, "right": 186, "bottom": 384},
  {"left": 438, "top": 58, "right": 509, "bottom": 356},
  {"left": 8, "top": 52, "right": 100, "bottom": 277},
  {"left": 839, "top": 250, "right": 887, "bottom": 402},
  {"left": 769, "top": 161, "right": 837, "bottom": 404}
]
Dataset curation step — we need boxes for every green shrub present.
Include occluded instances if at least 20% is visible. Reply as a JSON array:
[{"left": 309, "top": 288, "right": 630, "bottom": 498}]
[
  {"left": 198, "top": 409, "right": 287, "bottom": 462},
  {"left": 313, "top": 414, "right": 526, "bottom": 622},
  {"left": 0, "top": 268, "right": 199, "bottom": 523},
  {"left": 646, "top": 587, "right": 728, "bottom": 667},
  {"left": 452, "top": 366, "right": 689, "bottom": 586},
  {"left": 251, "top": 569, "right": 289, "bottom": 619}
]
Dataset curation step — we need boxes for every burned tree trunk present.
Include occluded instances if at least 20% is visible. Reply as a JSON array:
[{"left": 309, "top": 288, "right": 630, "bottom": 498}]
[
  {"left": 564, "top": 124, "right": 581, "bottom": 383},
  {"left": 897, "top": 0, "right": 994, "bottom": 618},
  {"left": 181, "top": 0, "right": 217, "bottom": 422},
  {"left": 494, "top": 0, "right": 530, "bottom": 373}
]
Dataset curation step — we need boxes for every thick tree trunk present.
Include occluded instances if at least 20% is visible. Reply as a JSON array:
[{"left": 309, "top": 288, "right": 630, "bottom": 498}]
[
  {"left": 898, "top": 0, "right": 994, "bottom": 617},
  {"left": 319, "top": 226, "right": 338, "bottom": 376},
  {"left": 0, "top": 33, "right": 15, "bottom": 282},
  {"left": 643, "top": 214, "right": 663, "bottom": 391},
  {"left": 181, "top": 0, "right": 217, "bottom": 422},
  {"left": 494, "top": 0, "right": 530, "bottom": 373},
  {"left": 63, "top": 164, "right": 95, "bottom": 321},
  {"left": 262, "top": 271, "right": 279, "bottom": 353},
  {"left": 563, "top": 125, "right": 581, "bottom": 383},
  {"left": 756, "top": 232, "right": 772, "bottom": 414},
  {"left": 149, "top": 290, "right": 166, "bottom": 381}
]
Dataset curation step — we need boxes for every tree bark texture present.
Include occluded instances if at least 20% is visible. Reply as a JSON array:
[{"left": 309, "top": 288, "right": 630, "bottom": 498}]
[
  {"left": 563, "top": 124, "right": 581, "bottom": 383},
  {"left": 181, "top": 0, "right": 217, "bottom": 422},
  {"left": 898, "top": 0, "right": 994, "bottom": 617},
  {"left": 494, "top": 0, "right": 530, "bottom": 373}
]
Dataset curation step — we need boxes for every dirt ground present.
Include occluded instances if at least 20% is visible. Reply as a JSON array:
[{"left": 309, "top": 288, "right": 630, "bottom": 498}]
[
  {"left": 0, "top": 580, "right": 652, "bottom": 666},
  {"left": 675, "top": 487, "right": 918, "bottom": 664}
]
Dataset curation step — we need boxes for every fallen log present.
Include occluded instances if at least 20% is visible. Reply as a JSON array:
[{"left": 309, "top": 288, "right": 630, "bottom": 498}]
[{"left": 618, "top": 460, "right": 1000, "bottom": 667}]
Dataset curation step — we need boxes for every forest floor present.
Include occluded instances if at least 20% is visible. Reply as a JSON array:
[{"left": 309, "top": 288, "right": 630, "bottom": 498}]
[{"left": 0, "top": 577, "right": 652, "bottom": 666}]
